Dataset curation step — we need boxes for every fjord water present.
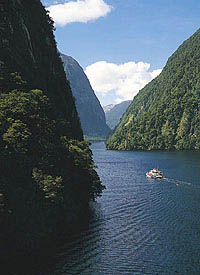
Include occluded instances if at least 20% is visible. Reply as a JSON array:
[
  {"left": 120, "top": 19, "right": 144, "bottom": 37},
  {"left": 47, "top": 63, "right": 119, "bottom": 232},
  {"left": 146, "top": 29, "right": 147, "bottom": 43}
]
[
  {"left": 5, "top": 141, "right": 200, "bottom": 274},
  {"left": 47, "top": 141, "right": 200, "bottom": 275}
]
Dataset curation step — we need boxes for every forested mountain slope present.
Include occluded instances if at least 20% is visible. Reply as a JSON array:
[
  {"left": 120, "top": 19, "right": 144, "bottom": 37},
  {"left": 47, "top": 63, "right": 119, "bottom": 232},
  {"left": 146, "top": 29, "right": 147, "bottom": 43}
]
[
  {"left": 104, "top": 100, "right": 131, "bottom": 129},
  {"left": 107, "top": 29, "right": 200, "bottom": 150},
  {"left": 61, "top": 54, "right": 110, "bottom": 138},
  {"left": 0, "top": 0, "right": 82, "bottom": 139},
  {"left": 0, "top": 0, "right": 104, "bottom": 251}
]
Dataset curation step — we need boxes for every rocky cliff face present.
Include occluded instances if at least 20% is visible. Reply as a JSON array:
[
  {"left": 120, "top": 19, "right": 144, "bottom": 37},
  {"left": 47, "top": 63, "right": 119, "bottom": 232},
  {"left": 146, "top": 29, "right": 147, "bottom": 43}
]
[
  {"left": 61, "top": 53, "right": 110, "bottom": 138},
  {"left": 103, "top": 101, "right": 131, "bottom": 129}
]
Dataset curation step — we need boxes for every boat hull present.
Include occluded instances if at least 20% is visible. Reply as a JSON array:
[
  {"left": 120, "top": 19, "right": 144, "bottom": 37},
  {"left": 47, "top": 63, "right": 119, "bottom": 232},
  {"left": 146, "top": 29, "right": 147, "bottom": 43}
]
[{"left": 146, "top": 173, "right": 163, "bottom": 179}]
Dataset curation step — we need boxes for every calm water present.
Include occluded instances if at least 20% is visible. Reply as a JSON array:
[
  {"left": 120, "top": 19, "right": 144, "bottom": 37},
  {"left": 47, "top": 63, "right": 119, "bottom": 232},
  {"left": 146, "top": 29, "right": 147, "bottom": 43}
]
[{"left": 5, "top": 142, "right": 200, "bottom": 274}]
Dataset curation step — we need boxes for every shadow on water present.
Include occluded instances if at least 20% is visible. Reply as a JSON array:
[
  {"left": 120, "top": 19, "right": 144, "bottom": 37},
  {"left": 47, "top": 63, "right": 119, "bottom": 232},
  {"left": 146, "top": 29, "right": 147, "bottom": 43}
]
[
  {"left": 0, "top": 204, "right": 102, "bottom": 275},
  {"left": 2, "top": 143, "right": 200, "bottom": 274}
]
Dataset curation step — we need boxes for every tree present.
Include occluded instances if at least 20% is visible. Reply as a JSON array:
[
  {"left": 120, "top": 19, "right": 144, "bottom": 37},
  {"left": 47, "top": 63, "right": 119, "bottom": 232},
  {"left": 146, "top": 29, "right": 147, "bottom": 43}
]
[{"left": 0, "top": 89, "right": 104, "bottom": 238}]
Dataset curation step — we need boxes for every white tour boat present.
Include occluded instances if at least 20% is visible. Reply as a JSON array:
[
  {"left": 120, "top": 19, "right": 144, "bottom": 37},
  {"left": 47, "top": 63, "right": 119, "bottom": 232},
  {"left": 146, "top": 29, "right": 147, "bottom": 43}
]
[{"left": 146, "top": 168, "right": 163, "bottom": 179}]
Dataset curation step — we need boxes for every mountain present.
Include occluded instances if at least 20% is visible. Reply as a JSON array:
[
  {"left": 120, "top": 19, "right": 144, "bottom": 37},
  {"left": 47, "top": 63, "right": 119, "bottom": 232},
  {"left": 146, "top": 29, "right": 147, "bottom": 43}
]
[
  {"left": 0, "top": 0, "right": 104, "bottom": 251},
  {"left": 0, "top": 0, "right": 82, "bottom": 139},
  {"left": 103, "top": 104, "right": 115, "bottom": 113},
  {"left": 107, "top": 29, "right": 200, "bottom": 150},
  {"left": 61, "top": 53, "right": 110, "bottom": 138},
  {"left": 104, "top": 100, "right": 131, "bottom": 129}
]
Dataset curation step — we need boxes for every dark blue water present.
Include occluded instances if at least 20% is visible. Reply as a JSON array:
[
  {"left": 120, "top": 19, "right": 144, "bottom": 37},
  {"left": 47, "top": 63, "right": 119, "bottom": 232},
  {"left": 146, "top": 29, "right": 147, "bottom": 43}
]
[{"left": 5, "top": 142, "right": 200, "bottom": 274}]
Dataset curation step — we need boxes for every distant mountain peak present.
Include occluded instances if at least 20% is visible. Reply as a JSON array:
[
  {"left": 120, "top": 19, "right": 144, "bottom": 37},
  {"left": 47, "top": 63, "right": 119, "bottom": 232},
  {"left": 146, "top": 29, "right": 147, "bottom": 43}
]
[
  {"left": 103, "top": 104, "right": 115, "bottom": 113},
  {"left": 103, "top": 101, "right": 131, "bottom": 129}
]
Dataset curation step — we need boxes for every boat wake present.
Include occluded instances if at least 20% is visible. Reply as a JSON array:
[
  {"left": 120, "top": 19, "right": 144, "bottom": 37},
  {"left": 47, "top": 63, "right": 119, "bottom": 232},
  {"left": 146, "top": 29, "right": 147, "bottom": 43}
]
[
  {"left": 146, "top": 169, "right": 192, "bottom": 186},
  {"left": 163, "top": 177, "right": 192, "bottom": 186}
]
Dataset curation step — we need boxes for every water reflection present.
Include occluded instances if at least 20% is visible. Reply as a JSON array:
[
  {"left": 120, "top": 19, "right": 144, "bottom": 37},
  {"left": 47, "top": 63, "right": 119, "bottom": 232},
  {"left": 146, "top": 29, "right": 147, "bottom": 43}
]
[
  {"left": 52, "top": 202, "right": 105, "bottom": 274},
  {"left": 2, "top": 142, "right": 200, "bottom": 274}
]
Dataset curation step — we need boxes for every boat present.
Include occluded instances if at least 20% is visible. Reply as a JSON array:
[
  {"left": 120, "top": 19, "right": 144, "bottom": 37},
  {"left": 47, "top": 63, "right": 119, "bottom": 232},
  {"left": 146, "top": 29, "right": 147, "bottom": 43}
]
[{"left": 146, "top": 168, "right": 163, "bottom": 179}]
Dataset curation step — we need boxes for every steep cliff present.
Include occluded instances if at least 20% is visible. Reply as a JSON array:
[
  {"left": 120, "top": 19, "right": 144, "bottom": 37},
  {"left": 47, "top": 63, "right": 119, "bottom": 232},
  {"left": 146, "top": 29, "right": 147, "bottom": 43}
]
[
  {"left": 0, "top": 0, "right": 104, "bottom": 251},
  {"left": 107, "top": 29, "right": 200, "bottom": 150},
  {"left": 103, "top": 100, "right": 131, "bottom": 129},
  {"left": 61, "top": 53, "right": 110, "bottom": 138},
  {"left": 0, "top": 0, "right": 83, "bottom": 139}
]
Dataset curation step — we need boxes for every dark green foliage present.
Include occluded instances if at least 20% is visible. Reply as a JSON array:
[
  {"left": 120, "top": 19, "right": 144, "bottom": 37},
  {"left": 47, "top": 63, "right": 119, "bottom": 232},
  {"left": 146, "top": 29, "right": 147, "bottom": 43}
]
[
  {"left": 0, "top": 0, "right": 105, "bottom": 248},
  {"left": 107, "top": 29, "right": 200, "bottom": 150},
  {"left": 0, "top": 90, "right": 104, "bottom": 242},
  {"left": 0, "top": 0, "right": 82, "bottom": 140}
]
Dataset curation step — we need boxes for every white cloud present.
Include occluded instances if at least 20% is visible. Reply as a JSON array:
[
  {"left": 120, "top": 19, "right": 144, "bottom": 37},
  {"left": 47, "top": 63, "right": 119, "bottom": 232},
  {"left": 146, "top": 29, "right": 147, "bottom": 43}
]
[
  {"left": 85, "top": 61, "right": 162, "bottom": 104},
  {"left": 47, "top": 0, "right": 112, "bottom": 26}
]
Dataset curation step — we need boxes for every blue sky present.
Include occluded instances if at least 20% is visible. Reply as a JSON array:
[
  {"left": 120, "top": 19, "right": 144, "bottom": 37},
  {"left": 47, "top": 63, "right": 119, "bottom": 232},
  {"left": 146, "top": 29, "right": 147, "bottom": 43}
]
[{"left": 41, "top": 0, "right": 200, "bottom": 106}]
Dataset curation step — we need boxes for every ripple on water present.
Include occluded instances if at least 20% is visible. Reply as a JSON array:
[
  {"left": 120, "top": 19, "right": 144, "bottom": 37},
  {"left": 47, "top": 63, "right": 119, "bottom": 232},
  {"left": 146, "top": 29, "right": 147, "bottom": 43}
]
[{"left": 28, "top": 143, "right": 200, "bottom": 274}]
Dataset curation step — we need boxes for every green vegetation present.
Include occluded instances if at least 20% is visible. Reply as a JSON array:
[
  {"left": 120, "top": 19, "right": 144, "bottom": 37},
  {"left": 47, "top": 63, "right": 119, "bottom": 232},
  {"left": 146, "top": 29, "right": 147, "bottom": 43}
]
[
  {"left": 84, "top": 135, "right": 106, "bottom": 141},
  {"left": 1, "top": 0, "right": 82, "bottom": 140},
  {"left": 0, "top": 0, "right": 105, "bottom": 249},
  {"left": 0, "top": 89, "right": 104, "bottom": 244},
  {"left": 107, "top": 29, "right": 200, "bottom": 150}
]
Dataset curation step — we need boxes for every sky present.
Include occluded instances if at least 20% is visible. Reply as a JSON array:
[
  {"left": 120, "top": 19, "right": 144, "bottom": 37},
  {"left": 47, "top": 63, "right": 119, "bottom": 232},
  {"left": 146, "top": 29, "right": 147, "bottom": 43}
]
[{"left": 41, "top": 0, "right": 200, "bottom": 106}]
